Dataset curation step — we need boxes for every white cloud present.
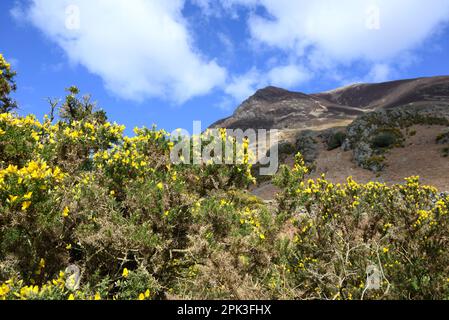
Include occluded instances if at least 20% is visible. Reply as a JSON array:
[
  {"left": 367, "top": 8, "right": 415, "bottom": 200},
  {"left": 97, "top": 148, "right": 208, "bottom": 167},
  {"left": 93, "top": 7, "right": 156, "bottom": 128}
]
[
  {"left": 14, "top": 0, "right": 227, "bottom": 103},
  {"left": 267, "top": 64, "right": 310, "bottom": 88},
  {"left": 223, "top": 0, "right": 449, "bottom": 86},
  {"left": 230, "top": 0, "right": 449, "bottom": 62},
  {"left": 12, "top": 0, "right": 449, "bottom": 107},
  {"left": 225, "top": 68, "right": 261, "bottom": 102},
  {"left": 339, "top": 63, "right": 395, "bottom": 87},
  {"left": 191, "top": 0, "right": 449, "bottom": 100},
  {"left": 365, "top": 63, "right": 393, "bottom": 83},
  {"left": 190, "top": 0, "right": 213, "bottom": 12},
  {"left": 224, "top": 64, "right": 310, "bottom": 102}
]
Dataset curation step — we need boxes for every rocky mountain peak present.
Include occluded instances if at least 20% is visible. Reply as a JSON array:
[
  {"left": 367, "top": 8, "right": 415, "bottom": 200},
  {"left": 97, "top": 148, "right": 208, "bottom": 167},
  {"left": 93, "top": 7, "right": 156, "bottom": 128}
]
[
  {"left": 250, "top": 86, "right": 309, "bottom": 103},
  {"left": 211, "top": 76, "right": 449, "bottom": 130}
]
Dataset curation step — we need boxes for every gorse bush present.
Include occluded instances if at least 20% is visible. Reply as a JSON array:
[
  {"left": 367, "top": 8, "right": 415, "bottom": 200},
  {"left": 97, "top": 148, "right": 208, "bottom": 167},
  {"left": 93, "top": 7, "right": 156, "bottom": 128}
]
[
  {"left": 0, "top": 86, "right": 260, "bottom": 300},
  {"left": 0, "top": 54, "right": 17, "bottom": 113},
  {"left": 273, "top": 155, "right": 449, "bottom": 300},
  {"left": 1, "top": 55, "right": 449, "bottom": 300}
]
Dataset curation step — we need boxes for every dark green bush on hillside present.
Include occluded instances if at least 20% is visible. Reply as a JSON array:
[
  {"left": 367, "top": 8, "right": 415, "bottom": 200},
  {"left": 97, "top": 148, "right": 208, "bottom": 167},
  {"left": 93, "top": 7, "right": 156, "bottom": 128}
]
[
  {"left": 278, "top": 142, "right": 296, "bottom": 155},
  {"left": 327, "top": 131, "right": 347, "bottom": 150},
  {"left": 436, "top": 132, "right": 449, "bottom": 145},
  {"left": 372, "top": 132, "right": 396, "bottom": 148},
  {"left": 371, "top": 131, "right": 398, "bottom": 149}
]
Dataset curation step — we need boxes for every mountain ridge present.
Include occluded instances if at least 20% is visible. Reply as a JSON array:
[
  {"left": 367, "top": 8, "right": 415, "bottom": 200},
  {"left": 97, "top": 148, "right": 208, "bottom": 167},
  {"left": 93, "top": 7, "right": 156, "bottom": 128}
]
[
  {"left": 211, "top": 75, "right": 449, "bottom": 131},
  {"left": 209, "top": 75, "right": 449, "bottom": 196}
]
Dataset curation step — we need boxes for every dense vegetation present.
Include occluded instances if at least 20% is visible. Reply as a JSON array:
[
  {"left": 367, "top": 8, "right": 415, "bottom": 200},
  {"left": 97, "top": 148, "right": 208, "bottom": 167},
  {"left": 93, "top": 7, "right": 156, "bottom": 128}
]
[
  {"left": 0, "top": 54, "right": 17, "bottom": 113},
  {"left": 1, "top": 54, "right": 449, "bottom": 300}
]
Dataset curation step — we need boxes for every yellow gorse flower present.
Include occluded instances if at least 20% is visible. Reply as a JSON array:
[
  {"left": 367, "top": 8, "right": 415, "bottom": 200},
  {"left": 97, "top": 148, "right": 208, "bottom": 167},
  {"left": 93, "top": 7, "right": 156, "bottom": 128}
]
[
  {"left": 31, "top": 131, "right": 39, "bottom": 141},
  {"left": 21, "top": 201, "right": 32, "bottom": 211},
  {"left": 39, "top": 258, "right": 45, "bottom": 269},
  {"left": 62, "top": 206, "right": 70, "bottom": 217},
  {"left": 0, "top": 283, "right": 11, "bottom": 297},
  {"left": 23, "top": 191, "right": 33, "bottom": 200},
  {"left": 8, "top": 195, "right": 18, "bottom": 203}
]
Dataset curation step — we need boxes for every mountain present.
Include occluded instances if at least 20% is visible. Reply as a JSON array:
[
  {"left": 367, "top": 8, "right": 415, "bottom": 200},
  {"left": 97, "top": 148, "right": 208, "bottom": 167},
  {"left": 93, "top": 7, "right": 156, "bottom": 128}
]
[
  {"left": 211, "top": 76, "right": 449, "bottom": 131},
  {"left": 210, "top": 76, "right": 449, "bottom": 198},
  {"left": 314, "top": 76, "right": 449, "bottom": 109}
]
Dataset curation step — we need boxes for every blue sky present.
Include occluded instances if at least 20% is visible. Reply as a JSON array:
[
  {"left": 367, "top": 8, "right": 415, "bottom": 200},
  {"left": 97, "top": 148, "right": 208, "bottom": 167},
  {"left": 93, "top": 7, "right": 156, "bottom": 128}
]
[{"left": 1, "top": 0, "right": 449, "bottom": 134}]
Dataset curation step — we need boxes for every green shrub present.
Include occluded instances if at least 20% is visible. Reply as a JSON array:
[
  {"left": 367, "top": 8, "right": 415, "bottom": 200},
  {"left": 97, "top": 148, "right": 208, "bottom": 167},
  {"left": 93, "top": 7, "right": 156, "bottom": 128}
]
[
  {"left": 273, "top": 154, "right": 449, "bottom": 300},
  {"left": 0, "top": 86, "right": 258, "bottom": 300},
  {"left": 327, "top": 131, "right": 347, "bottom": 150},
  {"left": 2, "top": 55, "right": 449, "bottom": 300},
  {"left": 442, "top": 147, "right": 449, "bottom": 157},
  {"left": 371, "top": 131, "right": 398, "bottom": 149},
  {"left": 278, "top": 142, "right": 296, "bottom": 155},
  {"left": 364, "top": 155, "right": 386, "bottom": 171},
  {"left": 436, "top": 132, "right": 449, "bottom": 144},
  {"left": 0, "top": 53, "right": 17, "bottom": 113}
]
